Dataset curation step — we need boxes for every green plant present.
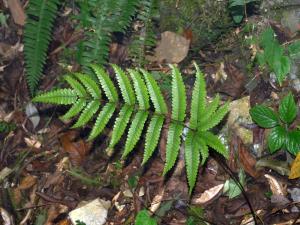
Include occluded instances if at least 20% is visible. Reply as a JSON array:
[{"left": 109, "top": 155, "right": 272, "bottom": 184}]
[
  {"left": 135, "top": 209, "right": 157, "bottom": 225},
  {"left": 129, "top": 0, "right": 158, "bottom": 66},
  {"left": 76, "top": 0, "right": 140, "bottom": 70},
  {"left": 255, "top": 28, "right": 293, "bottom": 85},
  {"left": 228, "top": 0, "right": 259, "bottom": 24},
  {"left": 33, "top": 63, "right": 229, "bottom": 193},
  {"left": 24, "top": 0, "right": 60, "bottom": 95},
  {"left": 0, "top": 121, "right": 16, "bottom": 133},
  {"left": 250, "top": 93, "right": 300, "bottom": 155}
]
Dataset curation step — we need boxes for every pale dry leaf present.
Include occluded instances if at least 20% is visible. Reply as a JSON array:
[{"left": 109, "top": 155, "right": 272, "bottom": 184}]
[
  {"left": 148, "top": 31, "right": 190, "bottom": 63},
  {"left": 0, "top": 207, "right": 13, "bottom": 225},
  {"left": 191, "top": 183, "right": 224, "bottom": 205},
  {"left": 264, "top": 174, "right": 286, "bottom": 196},
  {"left": 19, "top": 175, "right": 37, "bottom": 190},
  {"left": 149, "top": 186, "right": 165, "bottom": 214},
  {"left": 24, "top": 137, "right": 41, "bottom": 148},
  {"left": 25, "top": 102, "right": 40, "bottom": 129}
]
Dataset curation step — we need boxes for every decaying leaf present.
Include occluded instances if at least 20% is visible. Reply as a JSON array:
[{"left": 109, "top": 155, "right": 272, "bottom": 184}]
[
  {"left": 60, "top": 131, "right": 91, "bottom": 166},
  {"left": 191, "top": 184, "right": 224, "bottom": 205},
  {"left": 264, "top": 174, "right": 286, "bottom": 196},
  {"left": 147, "top": 31, "right": 190, "bottom": 63},
  {"left": 0, "top": 207, "right": 14, "bottom": 225},
  {"left": 18, "top": 175, "right": 37, "bottom": 190},
  {"left": 289, "top": 152, "right": 300, "bottom": 179}
]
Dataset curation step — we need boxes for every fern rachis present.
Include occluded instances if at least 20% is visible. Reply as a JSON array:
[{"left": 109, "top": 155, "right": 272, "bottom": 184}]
[{"left": 33, "top": 63, "right": 230, "bottom": 193}]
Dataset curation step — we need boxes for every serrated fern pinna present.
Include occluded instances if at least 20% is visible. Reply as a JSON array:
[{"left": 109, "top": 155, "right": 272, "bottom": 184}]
[
  {"left": 24, "top": 0, "right": 60, "bottom": 95},
  {"left": 33, "top": 64, "right": 230, "bottom": 193}
]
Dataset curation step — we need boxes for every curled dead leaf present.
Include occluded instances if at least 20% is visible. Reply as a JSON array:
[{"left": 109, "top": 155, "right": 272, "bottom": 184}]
[
  {"left": 264, "top": 174, "right": 286, "bottom": 196},
  {"left": 191, "top": 183, "right": 224, "bottom": 205}
]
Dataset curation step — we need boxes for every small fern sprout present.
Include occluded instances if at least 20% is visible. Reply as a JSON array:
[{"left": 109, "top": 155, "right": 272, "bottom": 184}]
[{"left": 32, "top": 63, "right": 230, "bottom": 194}]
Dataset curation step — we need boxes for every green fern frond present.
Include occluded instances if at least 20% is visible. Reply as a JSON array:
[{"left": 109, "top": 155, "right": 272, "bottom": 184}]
[
  {"left": 72, "top": 100, "right": 100, "bottom": 128},
  {"left": 200, "top": 131, "right": 228, "bottom": 158},
  {"left": 109, "top": 104, "right": 134, "bottom": 150},
  {"left": 190, "top": 63, "right": 206, "bottom": 129},
  {"left": 61, "top": 99, "right": 86, "bottom": 120},
  {"left": 200, "top": 102, "right": 230, "bottom": 131},
  {"left": 142, "top": 114, "right": 164, "bottom": 164},
  {"left": 32, "top": 89, "right": 77, "bottom": 105},
  {"left": 75, "top": 73, "right": 102, "bottom": 99},
  {"left": 163, "top": 122, "right": 184, "bottom": 175},
  {"left": 128, "top": 69, "right": 150, "bottom": 110},
  {"left": 24, "top": 0, "right": 60, "bottom": 95},
  {"left": 112, "top": 65, "right": 136, "bottom": 105},
  {"left": 185, "top": 130, "right": 200, "bottom": 194},
  {"left": 141, "top": 69, "right": 168, "bottom": 114},
  {"left": 170, "top": 65, "right": 186, "bottom": 122},
  {"left": 123, "top": 111, "right": 149, "bottom": 158},
  {"left": 197, "top": 137, "right": 209, "bottom": 165},
  {"left": 200, "top": 94, "right": 220, "bottom": 123},
  {"left": 88, "top": 103, "right": 116, "bottom": 140},
  {"left": 91, "top": 64, "right": 119, "bottom": 102},
  {"left": 64, "top": 75, "right": 87, "bottom": 97},
  {"left": 33, "top": 64, "right": 230, "bottom": 194}
]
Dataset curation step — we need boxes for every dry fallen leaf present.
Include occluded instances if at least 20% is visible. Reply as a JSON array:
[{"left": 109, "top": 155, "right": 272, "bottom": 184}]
[
  {"left": 18, "top": 175, "right": 37, "bottom": 190},
  {"left": 289, "top": 152, "right": 300, "bottom": 179},
  {"left": 148, "top": 31, "right": 190, "bottom": 63},
  {"left": 7, "top": 0, "right": 26, "bottom": 26},
  {"left": 60, "top": 131, "right": 91, "bottom": 166},
  {"left": 264, "top": 174, "right": 286, "bottom": 196},
  {"left": 191, "top": 183, "right": 224, "bottom": 205}
]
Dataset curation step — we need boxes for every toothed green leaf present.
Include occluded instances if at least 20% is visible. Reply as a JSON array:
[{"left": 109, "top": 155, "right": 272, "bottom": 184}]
[
  {"left": 61, "top": 99, "right": 86, "bottom": 120},
  {"left": 170, "top": 65, "right": 186, "bottom": 122},
  {"left": 201, "top": 131, "right": 228, "bottom": 158},
  {"left": 128, "top": 69, "right": 149, "bottom": 110},
  {"left": 109, "top": 104, "right": 134, "bottom": 149},
  {"left": 163, "top": 122, "right": 184, "bottom": 175},
  {"left": 123, "top": 110, "right": 149, "bottom": 158},
  {"left": 64, "top": 75, "right": 87, "bottom": 97},
  {"left": 200, "top": 102, "right": 230, "bottom": 131},
  {"left": 32, "top": 89, "right": 77, "bottom": 105},
  {"left": 75, "top": 73, "right": 101, "bottom": 99},
  {"left": 197, "top": 137, "right": 209, "bottom": 165},
  {"left": 190, "top": 63, "right": 206, "bottom": 129},
  {"left": 91, "top": 64, "right": 119, "bottom": 102},
  {"left": 142, "top": 114, "right": 165, "bottom": 164},
  {"left": 199, "top": 94, "right": 220, "bottom": 123},
  {"left": 112, "top": 64, "right": 136, "bottom": 105},
  {"left": 141, "top": 69, "right": 167, "bottom": 114},
  {"left": 185, "top": 130, "right": 200, "bottom": 194},
  {"left": 72, "top": 100, "right": 100, "bottom": 128},
  {"left": 88, "top": 103, "right": 116, "bottom": 140}
]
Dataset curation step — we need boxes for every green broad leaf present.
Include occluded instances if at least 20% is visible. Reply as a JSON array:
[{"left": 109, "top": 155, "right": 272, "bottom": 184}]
[
  {"left": 163, "top": 122, "right": 184, "bottom": 175},
  {"left": 72, "top": 100, "right": 100, "bottom": 128},
  {"left": 143, "top": 115, "right": 165, "bottom": 164},
  {"left": 123, "top": 110, "right": 149, "bottom": 158},
  {"left": 185, "top": 130, "right": 200, "bottom": 194},
  {"left": 286, "top": 130, "right": 300, "bottom": 155},
  {"left": 259, "top": 28, "right": 275, "bottom": 48},
  {"left": 128, "top": 69, "right": 150, "bottom": 110},
  {"left": 32, "top": 89, "right": 78, "bottom": 105},
  {"left": 256, "top": 52, "right": 266, "bottom": 67},
  {"left": 232, "top": 14, "right": 244, "bottom": 24},
  {"left": 288, "top": 40, "right": 300, "bottom": 59},
  {"left": 268, "top": 126, "right": 286, "bottom": 153},
  {"left": 199, "top": 102, "right": 230, "bottom": 131},
  {"left": 75, "top": 73, "right": 102, "bottom": 99},
  {"left": 190, "top": 63, "right": 206, "bottom": 129},
  {"left": 279, "top": 93, "right": 297, "bottom": 124},
  {"left": 64, "top": 75, "right": 87, "bottom": 97},
  {"left": 201, "top": 131, "right": 228, "bottom": 158},
  {"left": 273, "top": 55, "right": 290, "bottom": 85},
  {"left": 141, "top": 69, "right": 168, "bottom": 115},
  {"left": 109, "top": 104, "right": 134, "bottom": 149},
  {"left": 91, "top": 64, "right": 119, "bottom": 102},
  {"left": 197, "top": 137, "right": 209, "bottom": 165},
  {"left": 250, "top": 105, "right": 279, "bottom": 128},
  {"left": 170, "top": 65, "right": 186, "bottom": 122},
  {"left": 112, "top": 64, "right": 136, "bottom": 105},
  {"left": 61, "top": 99, "right": 86, "bottom": 120},
  {"left": 88, "top": 103, "right": 116, "bottom": 140},
  {"left": 135, "top": 210, "right": 157, "bottom": 225}
]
